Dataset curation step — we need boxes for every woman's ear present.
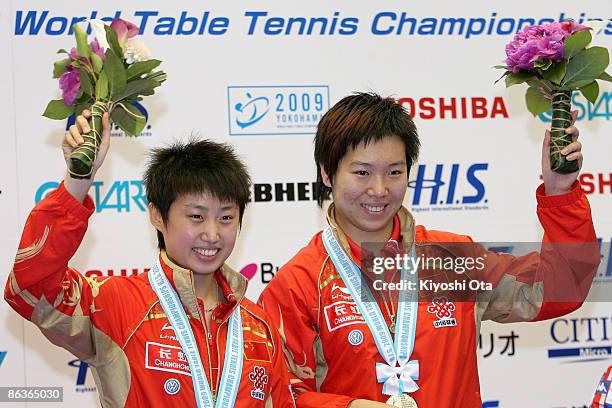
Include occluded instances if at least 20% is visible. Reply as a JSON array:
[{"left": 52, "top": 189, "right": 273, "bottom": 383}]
[
  {"left": 148, "top": 203, "right": 164, "bottom": 232},
  {"left": 320, "top": 165, "right": 332, "bottom": 188}
]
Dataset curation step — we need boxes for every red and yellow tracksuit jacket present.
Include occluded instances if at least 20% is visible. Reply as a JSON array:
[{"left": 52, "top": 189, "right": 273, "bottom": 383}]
[
  {"left": 4, "top": 183, "right": 294, "bottom": 408},
  {"left": 259, "top": 182, "right": 599, "bottom": 407}
]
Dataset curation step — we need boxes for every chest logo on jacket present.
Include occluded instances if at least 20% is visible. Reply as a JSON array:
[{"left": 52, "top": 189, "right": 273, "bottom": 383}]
[
  {"left": 330, "top": 282, "right": 353, "bottom": 301},
  {"left": 348, "top": 329, "right": 364, "bottom": 346},
  {"left": 248, "top": 366, "right": 268, "bottom": 400},
  {"left": 427, "top": 297, "right": 458, "bottom": 328},
  {"left": 159, "top": 322, "right": 178, "bottom": 342},
  {"left": 145, "top": 341, "right": 191, "bottom": 376},
  {"left": 324, "top": 301, "right": 366, "bottom": 332},
  {"left": 164, "top": 378, "right": 181, "bottom": 395}
]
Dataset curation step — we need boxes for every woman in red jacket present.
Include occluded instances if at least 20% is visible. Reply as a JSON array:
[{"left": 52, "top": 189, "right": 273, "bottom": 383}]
[
  {"left": 6, "top": 110, "right": 294, "bottom": 407},
  {"left": 259, "top": 92, "right": 598, "bottom": 408}
]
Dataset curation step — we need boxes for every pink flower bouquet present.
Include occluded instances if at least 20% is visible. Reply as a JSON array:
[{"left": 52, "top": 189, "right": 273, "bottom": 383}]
[
  {"left": 43, "top": 19, "right": 166, "bottom": 178},
  {"left": 497, "top": 21, "right": 610, "bottom": 173}
]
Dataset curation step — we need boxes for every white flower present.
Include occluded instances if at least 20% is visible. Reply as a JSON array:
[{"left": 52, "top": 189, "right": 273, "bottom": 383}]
[
  {"left": 88, "top": 19, "right": 109, "bottom": 51},
  {"left": 124, "top": 39, "right": 152, "bottom": 64}
]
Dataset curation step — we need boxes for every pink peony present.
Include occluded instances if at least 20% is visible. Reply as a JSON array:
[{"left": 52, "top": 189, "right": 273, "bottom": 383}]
[
  {"left": 505, "top": 22, "right": 590, "bottom": 73},
  {"left": 59, "top": 65, "right": 80, "bottom": 105}
]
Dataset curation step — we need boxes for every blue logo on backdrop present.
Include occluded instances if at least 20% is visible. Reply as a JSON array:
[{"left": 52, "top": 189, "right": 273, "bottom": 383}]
[
  {"left": 68, "top": 359, "right": 97, "bottom": 393},
  {"left": 234, "top": 93, "right": 270, "bottom": 128},
  {"left": 548, "top": 316, "right": 612, "bottom": 363},
  {"left": 482, "top": 401, "right": 500, "bottom": 408},
  {"left": 65, "top": 102, "right": 153, "bottom": 137},
  {"left": 227, "top": 86, "right": 329, "bottom": 136},
  {"left": 36, "top": 180, "right": 147, "bottom": 213},
  {"left": 538, "top": 92, "right": 612, "bottom": 123},
  {"left": 0, "top": 351, "right": 6, "bottom": 367},
  {"left": 408, "top": 163, "right": 489, "bottom": 212}
]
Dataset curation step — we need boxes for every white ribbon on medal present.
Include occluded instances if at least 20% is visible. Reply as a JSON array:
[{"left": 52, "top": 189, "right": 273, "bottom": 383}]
[
  {"left": 322, "top": 227, "right": 419, "bottom": 397},
  {"left": 149, "top": 259, "right": 243, "bottom": 408}
]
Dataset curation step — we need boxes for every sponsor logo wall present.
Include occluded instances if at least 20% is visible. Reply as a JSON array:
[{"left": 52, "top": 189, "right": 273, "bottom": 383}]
[{"left": 1, "top": 1, "right": 610, "bottom": 407}]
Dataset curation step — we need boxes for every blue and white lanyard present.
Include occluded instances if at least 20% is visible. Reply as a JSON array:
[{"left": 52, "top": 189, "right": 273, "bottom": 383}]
[
  {"left": 322, "top": 227, "right": 419, "bottom": 396},
  {"left": 149, "top": 260, "right": 243, "bottom": 407}
]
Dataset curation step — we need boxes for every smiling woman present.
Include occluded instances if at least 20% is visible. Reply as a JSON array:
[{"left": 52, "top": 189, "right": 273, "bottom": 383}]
[
  {"left": 5, "top": 112, "right": 296, "bottom": 406},
  {"left": 149, "top": 193, "right": 240, "bottom": 278},
  {"left": 258, "top": 91, "right": 598, "bottom": 408},
  {"left": 320, "top": 135, "right": 408, "bottom": 245}
]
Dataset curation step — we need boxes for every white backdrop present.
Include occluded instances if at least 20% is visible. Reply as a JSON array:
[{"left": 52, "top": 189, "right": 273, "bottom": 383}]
[{"left": 1, "top": 1, "right": 611, "bottom": 407}]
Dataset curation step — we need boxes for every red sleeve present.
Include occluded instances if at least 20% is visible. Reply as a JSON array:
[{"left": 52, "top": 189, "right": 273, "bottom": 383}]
[
  {"left": 4, "top": 182, "right": 101, "bottom": 360},
  {"left": 533, "top": 181, "right": 599, "bottom": 320},
  {"left": 258, "top": 260, "right": 356, "bottom": 408},
  {"left": 477, "top": 181, "right": 599, "bottom": 323}
]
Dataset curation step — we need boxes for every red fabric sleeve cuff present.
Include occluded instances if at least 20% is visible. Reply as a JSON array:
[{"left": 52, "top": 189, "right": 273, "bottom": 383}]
[
  {"left": 53, "top": 181, "right": 95, "bottom": 219},
  {"left": 536, "top": 181, "right": 583, "bottom": 208}
]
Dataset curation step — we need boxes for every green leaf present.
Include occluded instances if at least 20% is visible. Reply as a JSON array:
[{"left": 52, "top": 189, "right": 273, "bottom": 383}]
[
  {"left": 56, "top": 48, "right": 69, "bottom": 55},
  {"left": 525, "top": 87, "right": 551, "bottom": 116},
  {"left": 494, "top": 70, "right": 508, "bottom": 85},
  {"left": 493, "top": 64, "right": 508, "bottom": 69},
  {"left": 113, "top": 78, "right": 161, "bottom": 101},
  {"left": 71, "top": 60, "right": 81, "bottom": 68},
  {"left": 579, "top": 81, "right": 599, "bottom": 105},
  {"left": 505, "top": 71, "right": 533, "bottom": 87},
  {"left": 53, "top": 59, "right": 70, "bottom": 78},
  {"left": 526, "top": 78, "right": 554, "bottom": 98},
  {"left": 73, "top": 23, "right": 89, "bottom": 58},
  {"left": 79, "top": 69, "right": 93, "bottom": 97},
  {"left": 104, "top": 25, "right": 123, "bottom": 58},
  {"left": 534, "top": 58, "right": 552, "bottom": 70},
  {"left": 111, "top": 102, "right": 146, "bottom": 136},
  {"left": 42, "top": 99, "right": 75, "bottom": 120},
  {"left": 91, "top": 53, "right": 103, "bottom": 74},
  {"left": 564, "top": 30, "right": 592, "bottom": 60},
  {"left": 145, "top": 70, "right": 167, "bottom": 83},
  {"left": 542, "top": 60, "right": 567, "bottom": 85},
  {"left": 104, "top": 49, "right": 127, "bottom": 99},
  {"left": 563, "top": 47, "right": 610, "bottom": 87},
  {"left": 563, "top": 78, "right": 599, "bottom": 89},
  {"left": 598, "top": 71, "right": 612, "bottom": 82},
  {"left": 96, "top": 71, "right": 109, "bottom": 100},
  {"left": 126, "top": 59, "right": 161, "bottom": 81}
]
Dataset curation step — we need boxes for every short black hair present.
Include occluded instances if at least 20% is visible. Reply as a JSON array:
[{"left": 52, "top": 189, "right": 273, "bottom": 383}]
[
  {"left": 314, "top": 92, "right": 420, "bottom": 206},
  {"left": 144, "top": 139, "right": 251, "bottom": 250}
]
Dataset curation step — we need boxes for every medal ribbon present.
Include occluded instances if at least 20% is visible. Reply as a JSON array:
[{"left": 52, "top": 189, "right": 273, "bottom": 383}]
[
  {"left": 149, "top": 259, "right": 243, "bottom": 407},
  {"left": 322, "top": 227, "right": 419, "bottom": 396}
]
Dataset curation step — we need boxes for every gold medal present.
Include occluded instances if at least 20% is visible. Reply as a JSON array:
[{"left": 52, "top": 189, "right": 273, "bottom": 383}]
[
  {"left": 386, "top": 393, "right": 418, "bottom": 408},
  {"left": 389, "top": 315, "right": 396, "bottom": 334}
]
